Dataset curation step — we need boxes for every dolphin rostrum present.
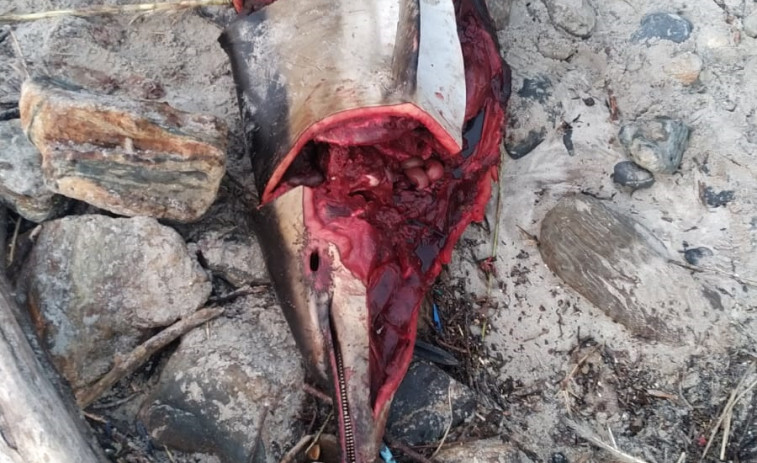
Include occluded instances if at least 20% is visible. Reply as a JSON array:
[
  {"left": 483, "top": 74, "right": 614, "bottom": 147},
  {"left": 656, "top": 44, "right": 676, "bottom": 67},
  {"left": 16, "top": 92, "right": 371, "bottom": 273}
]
[{"left": 220, "top": 1, "right": 510, "bottom": 460}]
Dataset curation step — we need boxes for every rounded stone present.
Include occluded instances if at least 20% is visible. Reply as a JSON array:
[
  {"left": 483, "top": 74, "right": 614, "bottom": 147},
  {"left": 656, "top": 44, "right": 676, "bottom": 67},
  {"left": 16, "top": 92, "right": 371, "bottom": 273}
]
[
  {"left": 744, "top": 11, "right": 757, "bottom": 38},
  {"left": 612, "top": 161, "right": 655, "bottom": 191},
  {"left": 664, "top": 52, "right": 703, "bottom": 86},
  {"left": 632, "top": 13, "right": 693, "bottom": 43},
  {"left": 544, "top": 0, "right": 597, "bottom": 39},
  {"left": 618, "top": 118, "right": 691, "bottom": 174}
]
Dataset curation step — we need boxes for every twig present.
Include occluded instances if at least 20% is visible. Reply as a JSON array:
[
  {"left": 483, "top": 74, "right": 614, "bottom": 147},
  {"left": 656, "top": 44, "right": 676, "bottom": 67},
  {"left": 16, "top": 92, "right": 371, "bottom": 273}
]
[
  {"left": 699, "top": 363, "right": 757, "bottom": 462},
  {"left": 9, "top": 30, "right": 30, "bottom": 79},
  {"left": 0, "top": 0, "right": 231, "bottom": 23},
  {"left": 668, "top": 259, "right": 757, "bottom": 288},
  {"left": 279, "top": 434, "right": 313, "bottom": 463},
  {"left": 7, "top": 217, "right": 22, "bottom": 269},
  {"left": 675, "top": 452, "right": 686, "bottom": 463},
  {"left": 385, "top": 435, "right": 436, "bottom": 463},
  {"left": 566, "top": 420, "right": 650, "bottom": 463},
  {"left": 303, "top": 383, "right": 333, "bottom": 405},
  {"left": 76, "top": 306, "right": 225, "bottom": 408},
  {"left": 430, "top": 384, "right": 453, "bottom": 458},
  {"left": 303, "top": 411, "right": 333, "bottom": 459}
]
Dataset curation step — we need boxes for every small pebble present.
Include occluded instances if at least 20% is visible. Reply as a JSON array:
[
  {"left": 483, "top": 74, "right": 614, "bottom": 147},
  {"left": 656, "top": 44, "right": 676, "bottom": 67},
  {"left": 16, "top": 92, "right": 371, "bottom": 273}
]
[
  {"left": 551, "top": 453, "right": 569, "bottom": 463},
  {"left": 543, "top": 0, "right": 597, "bottom": 38},
  {"left": 684, "top": 247, "right": 713, "bottom": 265},
  {"left": 664, "top": 52, "right": 703, "bottom": 86},
  {"left": 632, "top": 13, "right": 693, "bottom": 43},
  {"left": 618, "top": 117, "right": 690, "bottom": 174},
  {"left": 518, "top": 76, "right": 552, "bottom": 103},
  {"left": 702, "top": 187, "right": 735, "bottom": 208},
  {"left": 612, "top": 161, "right": 655, "bottom": 191},
  {"left": 506, "top": 128, "right": 547, "bottom": 159},
  {"left": 743, "top": 11, "right": 757, "bottom": 38}
]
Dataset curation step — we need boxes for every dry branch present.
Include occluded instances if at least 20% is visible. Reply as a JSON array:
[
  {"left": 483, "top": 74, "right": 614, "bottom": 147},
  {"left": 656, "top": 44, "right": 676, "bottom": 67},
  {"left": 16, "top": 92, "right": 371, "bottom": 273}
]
[
  {"left": 0, "top": 276, "right": 106, "bottom": 463},
  {"left": 0, "top": 0, "right": 230, "bottom": 23},
  {"left": 76, "top": 306, "right": 225, "bottom": 408}
]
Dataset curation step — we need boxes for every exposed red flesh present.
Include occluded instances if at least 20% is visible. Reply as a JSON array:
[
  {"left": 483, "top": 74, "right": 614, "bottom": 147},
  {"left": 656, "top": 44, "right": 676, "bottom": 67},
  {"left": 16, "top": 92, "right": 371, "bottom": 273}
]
[{"left": 265, "top": 0, "right": 507, "bottom": 418}]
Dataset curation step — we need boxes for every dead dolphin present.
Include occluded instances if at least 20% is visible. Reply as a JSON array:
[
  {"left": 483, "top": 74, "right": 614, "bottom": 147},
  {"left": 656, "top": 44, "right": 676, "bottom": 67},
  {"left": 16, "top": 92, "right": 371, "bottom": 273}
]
[{"left": 220, "top": 0, "right": 509, "bottom": 461}]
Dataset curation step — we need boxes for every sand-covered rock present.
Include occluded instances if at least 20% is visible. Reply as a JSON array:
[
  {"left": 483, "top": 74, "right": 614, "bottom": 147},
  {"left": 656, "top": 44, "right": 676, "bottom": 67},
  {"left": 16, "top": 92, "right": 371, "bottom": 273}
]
[
  {"left": 17, "top": 215, "right": 211, "bottom": 390},
  {"left": 19, "top": 76, "right": 227, "bottom": 222},
  {"left": 0, "top": 119, "right": 67, "bottom": 222}
]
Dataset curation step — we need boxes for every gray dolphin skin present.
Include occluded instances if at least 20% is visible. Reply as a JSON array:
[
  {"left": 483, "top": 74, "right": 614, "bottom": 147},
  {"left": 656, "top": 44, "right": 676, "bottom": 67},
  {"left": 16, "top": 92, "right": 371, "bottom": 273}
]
[{"left": 220, "top": 1, "right": 510, "bottom": 461}]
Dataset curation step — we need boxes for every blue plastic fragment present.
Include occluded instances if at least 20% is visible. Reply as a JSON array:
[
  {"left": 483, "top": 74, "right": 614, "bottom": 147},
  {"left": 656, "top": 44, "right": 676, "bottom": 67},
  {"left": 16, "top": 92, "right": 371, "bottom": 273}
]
[
  {"left": 380, "top": 444, "right": 397, "bottom": 463},
  {"left": 432, "top": 302, "right": 443, "bottom": 332}
]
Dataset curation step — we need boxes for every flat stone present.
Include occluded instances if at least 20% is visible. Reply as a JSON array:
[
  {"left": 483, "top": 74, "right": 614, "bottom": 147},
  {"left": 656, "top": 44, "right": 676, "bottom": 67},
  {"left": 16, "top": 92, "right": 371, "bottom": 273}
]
[
  {"left": 140, "top": 294, "right": 304, "bottom": 463},
  {"left": 193, "top": 230, "right": 269, "bottom": 287},
  {"left": 19, "top": 76, "right": 227, "bottom": 223},
  {"left": 0, "top": 119, "right": 68, "bottom": 222},
  {"left": 619, "top": 117, "right": 690, "bottom": 174},
  {"left": 539, "top": 195, "right": 711, "bottom": 342},
  {"left": 743, "top": 10, "right": 757, "bottom": 38},
  {"left": 544, "top": 0, "right": 597, "bottom": 38},
  {"left": 386, "top": 361, "right": 476, "bottom": 446},
  {"left": 612, "top": 161, "right": 655, "bottom": 191},
  {"left": 632, "top": 13, "right": 693, "bottom": 43},
  {"left": 16, "top": 215, "right": 211, "bottom": 390}
]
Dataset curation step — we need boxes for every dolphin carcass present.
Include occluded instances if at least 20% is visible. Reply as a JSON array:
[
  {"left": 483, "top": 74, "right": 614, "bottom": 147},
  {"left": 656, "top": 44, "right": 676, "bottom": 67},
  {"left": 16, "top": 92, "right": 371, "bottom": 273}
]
[{"left": 220, "top": 1, "right": 510, "bottom": 461}]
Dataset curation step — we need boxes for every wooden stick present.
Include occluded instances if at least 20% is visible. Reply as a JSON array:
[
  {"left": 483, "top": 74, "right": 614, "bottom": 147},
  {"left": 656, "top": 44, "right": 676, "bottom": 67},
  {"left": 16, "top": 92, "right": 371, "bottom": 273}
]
[
  {"left": 76, "top": 306, "right": 224, "bottom": 408},
  {"left": 0, "top": 0, "right": 231, "bottom": 23},
  {"left": 0, "top": 276, "right": 107, "bottom": 462}
]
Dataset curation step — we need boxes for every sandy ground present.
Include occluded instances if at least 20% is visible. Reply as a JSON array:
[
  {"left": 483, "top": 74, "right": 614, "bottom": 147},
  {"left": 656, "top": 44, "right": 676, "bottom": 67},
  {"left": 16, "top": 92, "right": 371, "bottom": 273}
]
[{"left": 1, "top": 0, "right": 757, "bottom": 462}]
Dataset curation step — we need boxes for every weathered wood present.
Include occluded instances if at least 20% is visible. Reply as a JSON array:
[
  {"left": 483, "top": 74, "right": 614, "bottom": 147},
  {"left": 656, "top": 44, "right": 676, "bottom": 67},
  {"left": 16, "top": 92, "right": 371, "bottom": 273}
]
[
  {"left": 19, "top": 76, "right": 227, "bottom": 223},
  {"left": 0, "top": 277, "right": 106, "bottom": 463},
  {"left": 539, "top": 195, "right": 713, "bottom": 343}
]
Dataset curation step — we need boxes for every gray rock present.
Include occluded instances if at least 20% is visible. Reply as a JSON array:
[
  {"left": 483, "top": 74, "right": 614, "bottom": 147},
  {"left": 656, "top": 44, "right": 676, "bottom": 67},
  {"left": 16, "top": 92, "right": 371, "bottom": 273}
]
[
  {"left": 743, "top": 11, "right": 757, "bottom": 38},
  {"left": 612, "top": 161, "right": 655, "bottom": 191},
  {"left": 0, "top": 120, "right": 68, "bottom": 222},
  {"left": 193, "top": 230, "right": 269, "bottom": 287},
  {"left": 619, "top": 118, "right": 690, "bottom": 174},
  {"left": 544, "top": 0, "right": 597, "bottom": 38},
  {"left": 17, "top": 215, "right": 211, "bottom": 390},
  {"left": 632, "top": 13, "right": 693, "bottom": 43},
  {"left": 140, "top": 294, "right": 305, "bottom": 463},
  {"left": 386, "top": 361, "right": 476, "bottom": 445}
]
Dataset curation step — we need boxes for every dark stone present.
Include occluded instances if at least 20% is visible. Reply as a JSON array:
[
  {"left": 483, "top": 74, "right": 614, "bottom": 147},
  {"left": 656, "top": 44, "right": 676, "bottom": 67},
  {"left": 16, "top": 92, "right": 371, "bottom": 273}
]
[
  {"left": 140, "top": 293, "right": 305, "bottom": 463},
  {"left": 619, "top": 117, "right": 690, "bottom": 174},
  {"left": 683, "top": 246, "right": 713, "bottom": 265},
  {"left": 518, "top": 77, "right": 552, "bottom": 103},
  {"left": 551, "top": 452, "right": 569, "bottom": 463},
  {"left": 612, "top": 161, "right": 655, "bottom": 191},
  {"left": 387, "top": 361, "right": 476, "bottom": 446},
  {"left": 583, "top": 97, "right": 595, "bottom": 106},
  {"left": 702, "top": 187, "right": 735, "bottom": 208},
  {"left": 632, "top": 13, "right": 693, "bottom": 43},
  {"left": 506, "top": 128, "right": 547, "bottom": 159}
]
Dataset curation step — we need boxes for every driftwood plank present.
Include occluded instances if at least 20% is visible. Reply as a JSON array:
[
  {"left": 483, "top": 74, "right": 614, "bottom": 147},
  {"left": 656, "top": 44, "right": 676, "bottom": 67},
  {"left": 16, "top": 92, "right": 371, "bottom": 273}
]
[
  {"left": 539, "top": 195, "right": 713, "bottom": 343},
  {"left": 0, "top": 276, "right": 105, "bottom": 463}
]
